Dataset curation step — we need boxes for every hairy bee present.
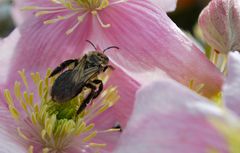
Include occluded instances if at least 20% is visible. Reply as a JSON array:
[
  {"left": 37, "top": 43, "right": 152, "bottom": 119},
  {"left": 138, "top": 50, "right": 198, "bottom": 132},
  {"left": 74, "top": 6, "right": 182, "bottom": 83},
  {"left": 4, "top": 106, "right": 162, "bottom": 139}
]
[{"left": 49, "top": 40, "right": 119, "bottom": 114}]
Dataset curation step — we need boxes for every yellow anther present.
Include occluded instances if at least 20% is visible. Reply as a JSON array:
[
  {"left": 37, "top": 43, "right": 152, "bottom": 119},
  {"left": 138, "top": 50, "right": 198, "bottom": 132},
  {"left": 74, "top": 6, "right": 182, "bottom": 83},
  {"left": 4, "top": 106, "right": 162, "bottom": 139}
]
[
  {"left": 9, "top": 105, "right": 20, "bottom": 121},
  {"left": 23, "top": 91, "right": 29, "bottom": 102},
  {"left": 18, "top": 70, "right": 29, "bottom": 90},
  {"left": 4, "top": 89, "right": 14, "bottom": 106},
  {"left": 14, "top": 81, "right": 22, "bottom": 101},
  {"left": 19, "top": 99, "right": 28, "bottom": 114},
  {"left": 97, "top": 0, "right": 109, "bottom": 10},
  {"left": 82, "top": 131, "right": 97, "bottom": 142},
  {"left": 31, "top": 113, "right": 37, "bottom": 125},
  {"left": 21, "top": 6, "right": 39, "bottom": 10},
  {"left": 28, "top": 93, "right": 34, "bottom": 106},
  {"left": 89, "top": 143, "right": 106, "bottom": 148},
  {"left": 75, "top": 122, "right": 86, "bottom": 135},
  {"left": 38, "top": 80, "right": 43, "bottom": 98},
  {"left": 41, "top": 129, "right": 48, "bottom": 142},
  {"left": 82, "top": 123, "right": 95, "bottom": 133}
]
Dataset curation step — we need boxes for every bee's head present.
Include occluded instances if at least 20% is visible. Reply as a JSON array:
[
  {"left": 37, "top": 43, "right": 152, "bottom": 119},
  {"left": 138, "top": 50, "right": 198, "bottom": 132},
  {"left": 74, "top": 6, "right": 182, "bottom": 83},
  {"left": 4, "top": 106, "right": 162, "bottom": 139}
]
[
  {"left": 87, "top": 52, "right": 109, "bottom": 67},
  {"left": 86, "top": 40, "right": 119, "bottom": 68}
]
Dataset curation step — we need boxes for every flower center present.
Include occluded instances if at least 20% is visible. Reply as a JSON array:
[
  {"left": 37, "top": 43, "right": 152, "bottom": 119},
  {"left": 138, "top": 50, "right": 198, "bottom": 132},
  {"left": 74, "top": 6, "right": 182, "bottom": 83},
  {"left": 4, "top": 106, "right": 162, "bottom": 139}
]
[
  {"left": 23, "top": 0, "right": 128, "bottom": 35},
  {"left": 4, "top": 69, "right": 120, "bottom": 153}
]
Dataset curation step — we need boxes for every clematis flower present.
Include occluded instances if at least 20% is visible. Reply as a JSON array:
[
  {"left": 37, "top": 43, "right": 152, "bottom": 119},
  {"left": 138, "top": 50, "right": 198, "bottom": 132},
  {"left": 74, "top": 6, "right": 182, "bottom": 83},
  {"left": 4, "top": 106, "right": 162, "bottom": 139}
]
[
  {"left": 0, "top": 68, "right": 124, "bottom": 153},
  {"left": 3, "top": 0, "right": 223, "bottom": 99},
  {"left": 114, "top": 52, "right": 240, "bottom": 153},
  {"left": 199, "top": 0, "right": 240, "bottom": 54}
]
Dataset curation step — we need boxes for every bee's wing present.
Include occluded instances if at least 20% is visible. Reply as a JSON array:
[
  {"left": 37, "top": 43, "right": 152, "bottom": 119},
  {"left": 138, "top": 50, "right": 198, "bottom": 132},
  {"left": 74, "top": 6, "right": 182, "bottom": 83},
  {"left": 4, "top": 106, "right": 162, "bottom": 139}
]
[
  {"left": 71, "top": 65, "right": 100, "bottom": 84},
  {"left": 51, "top": 55, "right": 90, "bottom": 102}
]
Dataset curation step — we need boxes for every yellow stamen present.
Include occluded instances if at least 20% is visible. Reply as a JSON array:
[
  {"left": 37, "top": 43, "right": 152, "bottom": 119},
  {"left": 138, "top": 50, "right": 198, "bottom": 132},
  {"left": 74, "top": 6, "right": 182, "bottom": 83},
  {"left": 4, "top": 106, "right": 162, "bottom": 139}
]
[
  {"left": 14, "top": 81, "right": 22, "bottom": 101},
  {"left": 23, "top": 0, "right": 129, "bottom": 34},
  {"left": 9, "top": 105, "right": 20, "bottom": 121},
  {"left": 4, "top": 89, "right": 14, "bottom": 106},
  {"left": 42, "top": 148, "right": 50, "bottom": 153},
  {"left": 18, "top": 70, "right": 29, "bottom": 90},
  {"left": 82, "top": 131, "right": 97, "bottom": 142},
  {"left": 89, "top": 143, "right": 106, "bottom": 148},
  {"left": 5, "top": 69, "right": 120, "bottom": 152}
]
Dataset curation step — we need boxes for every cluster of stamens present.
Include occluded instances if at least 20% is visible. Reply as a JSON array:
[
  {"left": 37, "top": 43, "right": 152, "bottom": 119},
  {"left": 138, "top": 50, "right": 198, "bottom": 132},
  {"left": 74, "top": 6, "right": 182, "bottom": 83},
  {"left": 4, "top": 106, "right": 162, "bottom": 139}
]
[
  {"left": 4, "top": 69, "right": 120, "bottom": 153},
  {"left": 23, "top": 0, "right": 128, "bottom": 34}
]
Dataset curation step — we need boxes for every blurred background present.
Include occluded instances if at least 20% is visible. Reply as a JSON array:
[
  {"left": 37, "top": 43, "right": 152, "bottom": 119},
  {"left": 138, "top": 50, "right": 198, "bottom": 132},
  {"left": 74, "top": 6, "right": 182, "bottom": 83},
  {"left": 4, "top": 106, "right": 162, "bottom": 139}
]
[{"left": 0, "top": 0, "right": 210, "bottom": 38}]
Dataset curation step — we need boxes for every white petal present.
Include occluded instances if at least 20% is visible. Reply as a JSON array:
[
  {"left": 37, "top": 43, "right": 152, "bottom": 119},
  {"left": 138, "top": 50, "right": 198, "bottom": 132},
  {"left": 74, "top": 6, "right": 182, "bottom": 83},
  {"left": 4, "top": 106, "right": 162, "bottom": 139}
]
[
  {"left": 148, "top": 0, "right": 177, "bottom": 12},
  {"left": 0, "top": 29, "right": 20, "bottom": 84},
  {"left": 0, "top": 107, "right": 26, "bottom": 153}
]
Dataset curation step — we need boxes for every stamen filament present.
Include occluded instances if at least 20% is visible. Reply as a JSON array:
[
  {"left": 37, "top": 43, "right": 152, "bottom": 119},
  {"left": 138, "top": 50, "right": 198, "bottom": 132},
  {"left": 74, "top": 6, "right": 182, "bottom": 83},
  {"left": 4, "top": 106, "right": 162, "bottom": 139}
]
[
  {"left": 92, "top": 11, "right": 110, "bottom": 28},
  {"left": 17, "top": 127, "right": 30, "bottom": 141},
  {"left": 28, "top": 145, "right": 34, "bottom": 153},
  {"left": 82, "top": 131, "right": 97, "bottom": 143},
  {"left": 65, "top": 12, "right": 88, "bottom": 35},
  {"left": 44, "top": 12, "right": 78, "bottom": 24},
  {"left": 18, "top": 70, "right": 29, "bottom": 90},
  {"left": 88, "top": 143, "right": 106, "bottom": 148}
]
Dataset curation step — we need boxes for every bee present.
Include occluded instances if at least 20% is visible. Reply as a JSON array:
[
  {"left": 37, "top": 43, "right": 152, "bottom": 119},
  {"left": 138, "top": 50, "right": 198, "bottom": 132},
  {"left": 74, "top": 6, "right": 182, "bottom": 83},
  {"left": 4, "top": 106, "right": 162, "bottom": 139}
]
[{"left": 49, "top": 40, "right": 119, "bottom": 114}]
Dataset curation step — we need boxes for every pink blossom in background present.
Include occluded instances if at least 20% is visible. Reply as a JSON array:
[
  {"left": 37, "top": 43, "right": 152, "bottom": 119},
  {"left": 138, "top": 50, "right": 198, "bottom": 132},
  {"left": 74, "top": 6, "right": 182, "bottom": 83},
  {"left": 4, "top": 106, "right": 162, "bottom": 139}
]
[
  {"left": 114, "top": 52, "right": 240, "bottom": 153},
  {"left": 199, "top": 0, "right": 240, "bottom": 53},
  {"left": 3, "top": 0, "right": 223, "bottom": 99}
]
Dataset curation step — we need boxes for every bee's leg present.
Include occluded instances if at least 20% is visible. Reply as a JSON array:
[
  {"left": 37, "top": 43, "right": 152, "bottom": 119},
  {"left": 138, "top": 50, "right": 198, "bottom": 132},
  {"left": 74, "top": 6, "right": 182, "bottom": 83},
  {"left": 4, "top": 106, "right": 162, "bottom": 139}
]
[
  {"left": 77, "top": 88, "right": 95, "bottom": 115},
  {"left": 103, "top": 65, "right": 115, "bottom": 72},
  {"left": 49, "top": 59, "right": 79, "bottom": 77},
  {"left": 92, "top": 79, "right": 103, "bottom": 98},
  {"left": 77, "top": 80, "right": 103, "bottom": 114},
  {"left": 77, "top": 82, "right": 96, "bottom": 114}
]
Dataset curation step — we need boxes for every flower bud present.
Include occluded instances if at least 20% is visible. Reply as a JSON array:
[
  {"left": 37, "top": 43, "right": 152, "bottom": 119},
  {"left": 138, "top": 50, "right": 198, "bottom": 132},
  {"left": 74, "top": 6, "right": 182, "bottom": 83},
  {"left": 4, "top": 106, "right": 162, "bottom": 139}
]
[{"left": 199, "top": 0, "right": 240, "bottom": 53}]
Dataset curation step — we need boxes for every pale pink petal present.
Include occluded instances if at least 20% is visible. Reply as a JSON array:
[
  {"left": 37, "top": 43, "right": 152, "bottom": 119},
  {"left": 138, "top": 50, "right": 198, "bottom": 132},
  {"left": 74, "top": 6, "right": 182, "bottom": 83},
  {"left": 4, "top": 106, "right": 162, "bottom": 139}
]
[
  {"left": 199, "top": 0, "right": 240, "bottom": 53},
  {"left": 147, "top": 0, "right": 177, "bottom": 12},
  {"left": 99, "top": 1, "right": 223, "bottom": 97},
  {"left": 114, "top": 79, "right": 236, "bottom": 153},
  {"left": 0, "top": 29, "right": 20, "bottom": 85},
  {"left": 223, "top": 51, "right": 240, "bottom": 116},
  {"left": 0, "top": 107, "right": 27, "bottom": 153},
  {"left": 11, "top": 0, "right": 26, "bottom": 26}
]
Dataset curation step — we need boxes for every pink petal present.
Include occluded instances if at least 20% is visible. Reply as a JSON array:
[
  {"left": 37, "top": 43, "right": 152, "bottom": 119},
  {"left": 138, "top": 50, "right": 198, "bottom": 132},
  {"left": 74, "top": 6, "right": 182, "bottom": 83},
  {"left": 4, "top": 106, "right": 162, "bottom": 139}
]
[
  {"left": 198, "top": 0, "right": 240, "bottom": 53},
  {"left": 91, "top": 68, "right": 139, "bottom": 129},
  {"left": 147, "top": 0, "right": 177, "bottom": 12},
  {"left": 0, "top": 107, "right": 27, "bottom": 153},
  {"left": 223, "top": 51, "right": 240, "bottom": 116},
  {"left": 98, "top": 1, "right": 223, "bottom": 97},
  {"left": 114, "top": 79, "right": 234, "bottom": 153},
  {"left": 3, "top": 14, "right": 93, "bottom": 90}
]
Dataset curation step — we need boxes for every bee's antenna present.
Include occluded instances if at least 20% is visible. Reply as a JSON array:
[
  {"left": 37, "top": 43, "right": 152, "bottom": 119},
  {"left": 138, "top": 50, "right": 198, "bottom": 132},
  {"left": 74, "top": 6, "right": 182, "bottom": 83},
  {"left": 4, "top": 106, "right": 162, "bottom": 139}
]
[
  {"left": 103, "top": 46, "right": 119, "bottom": 53},
  {"left": 86, "top": 40, "right": 97, "bottom": 50}
]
